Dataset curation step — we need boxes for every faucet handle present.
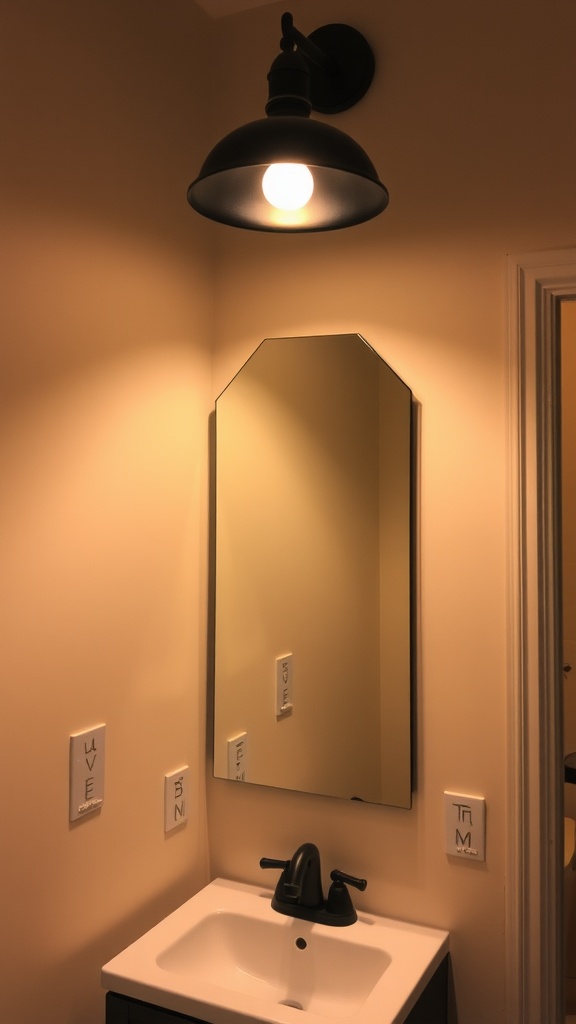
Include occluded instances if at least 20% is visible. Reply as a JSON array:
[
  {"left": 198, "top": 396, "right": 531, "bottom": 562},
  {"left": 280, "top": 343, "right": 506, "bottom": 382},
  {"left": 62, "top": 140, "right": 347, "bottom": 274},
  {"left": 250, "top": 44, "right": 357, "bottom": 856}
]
[
  {"left": 330, "top": 869, "right": 367, "bottom": 892},
  {"left": 260, "top": 857, "right": 290, "bottom": 871},
  {"left": 326, "top": 870, "right": 367, "bottom": 923}
]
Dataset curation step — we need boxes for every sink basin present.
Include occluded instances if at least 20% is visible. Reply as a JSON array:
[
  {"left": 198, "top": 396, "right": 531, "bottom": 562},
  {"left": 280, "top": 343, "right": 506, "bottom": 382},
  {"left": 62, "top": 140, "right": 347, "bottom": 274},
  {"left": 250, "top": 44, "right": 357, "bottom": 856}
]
[
  {"left": 157, "top": 910, "right": 389, "bottom": 1017},
  {"left": 102, "top": 877, "right": 449, "bottom": 1024}
]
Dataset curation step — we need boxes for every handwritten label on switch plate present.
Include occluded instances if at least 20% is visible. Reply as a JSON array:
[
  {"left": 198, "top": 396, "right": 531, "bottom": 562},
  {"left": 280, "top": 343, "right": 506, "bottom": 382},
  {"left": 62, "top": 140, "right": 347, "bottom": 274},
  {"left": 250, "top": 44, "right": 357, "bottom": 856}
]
[
  {"left": 164, "top": 767, "right": 190, "bottom": 832},
  {"left": 69, "top": 724, "right": 106, "bottom": 822},
  {"left": 444, "top": 791, "right": 486, "bottom": 861}
]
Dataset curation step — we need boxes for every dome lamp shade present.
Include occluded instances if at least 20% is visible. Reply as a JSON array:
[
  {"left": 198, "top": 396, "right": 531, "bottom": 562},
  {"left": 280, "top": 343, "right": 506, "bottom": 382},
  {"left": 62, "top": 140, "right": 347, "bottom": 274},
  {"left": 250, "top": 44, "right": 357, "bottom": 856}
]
[{"left": 187, "top": 13, "right": 389, "bottom": 232}]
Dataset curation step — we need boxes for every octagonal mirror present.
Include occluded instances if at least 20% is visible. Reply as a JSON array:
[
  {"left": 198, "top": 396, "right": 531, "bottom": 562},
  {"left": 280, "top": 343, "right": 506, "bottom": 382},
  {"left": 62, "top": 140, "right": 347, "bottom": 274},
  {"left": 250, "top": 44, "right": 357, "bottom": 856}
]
[{"left": 212, "top": 334, "right": 414, "bottom": 808}]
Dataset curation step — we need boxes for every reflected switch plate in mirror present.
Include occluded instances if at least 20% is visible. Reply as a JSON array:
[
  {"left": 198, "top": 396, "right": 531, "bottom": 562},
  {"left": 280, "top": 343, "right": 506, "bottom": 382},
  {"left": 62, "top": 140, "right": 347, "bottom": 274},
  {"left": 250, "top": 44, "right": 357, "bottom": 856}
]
[
  {"left": 227, "top": 733, "right": 248, "bottom": 781},
  {"left": 276, "top": 653, "right": 293, "bottom": 716}
]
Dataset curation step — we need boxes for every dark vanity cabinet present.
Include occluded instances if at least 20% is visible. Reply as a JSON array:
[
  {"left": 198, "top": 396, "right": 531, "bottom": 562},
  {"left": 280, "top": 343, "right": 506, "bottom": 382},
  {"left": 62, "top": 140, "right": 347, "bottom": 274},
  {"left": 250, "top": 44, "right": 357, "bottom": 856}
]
[
  {"left": 106, "top": 993, "right": 202, "bottom": 1024},
  {"left": 106, "top": 956, "right": 449, "bottom": 1024},
  {"left": 403, "top": 955, "right": 449, "bottom": 1023}
]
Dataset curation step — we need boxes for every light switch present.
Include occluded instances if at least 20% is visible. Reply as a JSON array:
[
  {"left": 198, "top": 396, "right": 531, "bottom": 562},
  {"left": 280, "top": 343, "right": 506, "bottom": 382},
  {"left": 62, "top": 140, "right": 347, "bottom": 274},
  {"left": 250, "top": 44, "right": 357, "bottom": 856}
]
[
  {"left": 227, "top": 732, "right": 248, "bottom": 781},
  {"left": 69, "top": 724, "right": 106, "bottom": 822},
  {"left": 444, "top": 791, "right": 486, "bottom": 861},
  {"left": 164, "top": 767, "right": 189, "bottom": 832},
  {"left": 275, "top": 653, "right": 293, "bottom": 717}
]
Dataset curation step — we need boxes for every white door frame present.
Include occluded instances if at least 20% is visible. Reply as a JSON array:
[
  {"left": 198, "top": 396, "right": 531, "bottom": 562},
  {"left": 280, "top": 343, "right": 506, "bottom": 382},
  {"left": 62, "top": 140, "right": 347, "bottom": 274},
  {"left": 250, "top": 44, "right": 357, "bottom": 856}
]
[{"left": 508, "top": 247, "right": 576, "bottom": 1023}]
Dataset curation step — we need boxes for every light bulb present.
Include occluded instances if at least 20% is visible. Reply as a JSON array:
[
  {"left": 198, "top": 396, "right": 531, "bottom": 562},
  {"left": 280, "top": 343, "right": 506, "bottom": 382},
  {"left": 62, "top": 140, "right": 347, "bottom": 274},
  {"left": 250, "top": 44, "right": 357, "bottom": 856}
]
[{"left": 262, "top": 163, "right": 314, "bottom": 211}]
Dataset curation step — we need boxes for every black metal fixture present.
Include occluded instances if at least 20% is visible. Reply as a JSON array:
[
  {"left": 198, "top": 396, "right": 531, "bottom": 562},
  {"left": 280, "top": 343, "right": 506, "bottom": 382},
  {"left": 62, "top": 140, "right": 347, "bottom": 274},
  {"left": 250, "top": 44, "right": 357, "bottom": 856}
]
[
  {"left": 260, "top": 843, "right": 368, "bottom": 926},
  {"left": 187, "top": 12, "right": 389, "bottom": 232}
]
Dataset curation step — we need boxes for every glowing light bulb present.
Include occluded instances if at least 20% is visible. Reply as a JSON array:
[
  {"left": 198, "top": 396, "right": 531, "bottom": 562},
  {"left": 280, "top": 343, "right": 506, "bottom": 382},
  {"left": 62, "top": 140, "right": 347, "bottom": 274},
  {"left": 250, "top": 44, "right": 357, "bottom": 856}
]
[{"left": 262, "top": 163, "right": 314, "bottom": 211}]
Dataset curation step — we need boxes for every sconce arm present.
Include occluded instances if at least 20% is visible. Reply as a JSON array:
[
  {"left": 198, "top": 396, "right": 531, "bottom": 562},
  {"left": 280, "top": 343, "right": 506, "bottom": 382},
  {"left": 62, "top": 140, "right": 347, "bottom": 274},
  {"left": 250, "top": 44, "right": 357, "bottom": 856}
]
[{"left": 280, "top": 12, "right": 338, "bottom": 76}]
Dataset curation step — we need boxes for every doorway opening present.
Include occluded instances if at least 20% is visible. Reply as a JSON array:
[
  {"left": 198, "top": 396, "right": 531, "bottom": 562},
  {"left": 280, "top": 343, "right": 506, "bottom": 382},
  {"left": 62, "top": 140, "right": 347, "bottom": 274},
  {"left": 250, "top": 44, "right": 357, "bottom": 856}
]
[
  {"left": 509, "top": 249, "right": 576, "bottom": 1024},
  {"left": 561, "top": 298, "right": 576, "bottom": 1015}
]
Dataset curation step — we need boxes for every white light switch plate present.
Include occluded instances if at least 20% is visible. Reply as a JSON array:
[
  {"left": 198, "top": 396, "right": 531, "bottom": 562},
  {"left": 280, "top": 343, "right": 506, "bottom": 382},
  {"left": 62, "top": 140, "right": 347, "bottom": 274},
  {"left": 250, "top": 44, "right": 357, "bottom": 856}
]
[
  {"left": 69, "top": 724, "right": 106, "bottom": 821},
  {"left": 164, "top": 767, "right": 189, "bottom": 832},
  {"left": 444, "top": 791, "right": 486, "bottom": 861},
  {"left": 275, "top": 653, "right": 293, "bottom": 716},
  {"left": 227, "top": 732, "right": 248, "bottom": 781}
]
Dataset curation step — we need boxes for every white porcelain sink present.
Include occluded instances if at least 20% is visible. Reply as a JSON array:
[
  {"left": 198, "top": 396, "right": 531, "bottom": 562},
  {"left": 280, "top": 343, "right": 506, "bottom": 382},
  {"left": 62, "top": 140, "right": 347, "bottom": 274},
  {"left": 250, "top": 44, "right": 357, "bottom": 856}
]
[
  {"left": 102, "top": 878, "right": 449, "bottom": 1024},
  {"left": 157, "top": 909, "right": 389, "bottom": 1017}
]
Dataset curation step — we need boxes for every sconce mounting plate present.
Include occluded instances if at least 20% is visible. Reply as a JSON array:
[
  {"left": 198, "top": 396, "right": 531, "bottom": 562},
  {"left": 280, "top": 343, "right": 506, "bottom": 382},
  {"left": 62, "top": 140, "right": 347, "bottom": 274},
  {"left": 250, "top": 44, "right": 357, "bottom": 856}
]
[{"left": 306, "top": 24, "right": 376, "bottom": 115}]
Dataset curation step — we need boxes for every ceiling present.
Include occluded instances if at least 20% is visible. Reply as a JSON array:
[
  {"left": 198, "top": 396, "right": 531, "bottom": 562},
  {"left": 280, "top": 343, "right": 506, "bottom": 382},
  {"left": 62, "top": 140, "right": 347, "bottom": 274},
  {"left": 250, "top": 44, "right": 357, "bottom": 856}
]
[{"left": 195, "top": 0, "right": 278, "bottom": 18}]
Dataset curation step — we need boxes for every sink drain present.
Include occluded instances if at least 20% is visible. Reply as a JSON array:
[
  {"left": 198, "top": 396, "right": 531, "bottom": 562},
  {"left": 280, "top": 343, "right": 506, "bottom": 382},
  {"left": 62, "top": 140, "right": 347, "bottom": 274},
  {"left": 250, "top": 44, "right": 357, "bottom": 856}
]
[
  {"left": 295, "top": 937, "right": 307, "bottom": 950},
  {"left": 279, "top": 999, "right": 304, "bottom": 1011}
]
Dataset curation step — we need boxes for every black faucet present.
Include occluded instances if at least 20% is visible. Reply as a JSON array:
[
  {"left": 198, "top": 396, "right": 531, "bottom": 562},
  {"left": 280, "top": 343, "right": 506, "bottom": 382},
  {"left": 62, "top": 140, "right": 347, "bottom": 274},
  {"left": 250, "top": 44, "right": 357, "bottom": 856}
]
[
  {"left": 279, "top": 842, "right": 324, "bottom": 909},
  {"left": 260, "top": 842, "right": 367, "bottom": 926}
]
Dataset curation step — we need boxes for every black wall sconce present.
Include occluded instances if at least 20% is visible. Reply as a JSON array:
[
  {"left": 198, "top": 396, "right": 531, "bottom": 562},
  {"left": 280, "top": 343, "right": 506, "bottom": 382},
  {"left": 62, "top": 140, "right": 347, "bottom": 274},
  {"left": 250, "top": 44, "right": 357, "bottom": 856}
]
[{"left": 187, "top": 12, "right": 388, "bottom": 232}]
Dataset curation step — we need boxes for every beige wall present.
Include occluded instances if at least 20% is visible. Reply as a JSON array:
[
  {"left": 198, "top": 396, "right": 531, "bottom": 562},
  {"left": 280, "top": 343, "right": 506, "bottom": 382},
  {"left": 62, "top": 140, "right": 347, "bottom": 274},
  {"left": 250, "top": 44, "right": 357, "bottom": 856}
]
[
  {"left": 0, "top": 2, "right": 213, "bottom": 1022},
  {"left": 207, "top": 2, "right": 576, "bottom": 1024},
  {"left": 2, "top": 1, "right": 576, "bottom": 1023}
]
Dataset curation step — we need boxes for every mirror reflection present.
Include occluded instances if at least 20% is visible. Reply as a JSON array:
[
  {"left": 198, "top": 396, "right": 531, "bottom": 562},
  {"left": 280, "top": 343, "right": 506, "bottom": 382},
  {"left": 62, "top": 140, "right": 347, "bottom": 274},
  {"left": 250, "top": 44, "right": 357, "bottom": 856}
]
[{"left": 213, "top": 334, "right": 414, "bottom": 807}]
